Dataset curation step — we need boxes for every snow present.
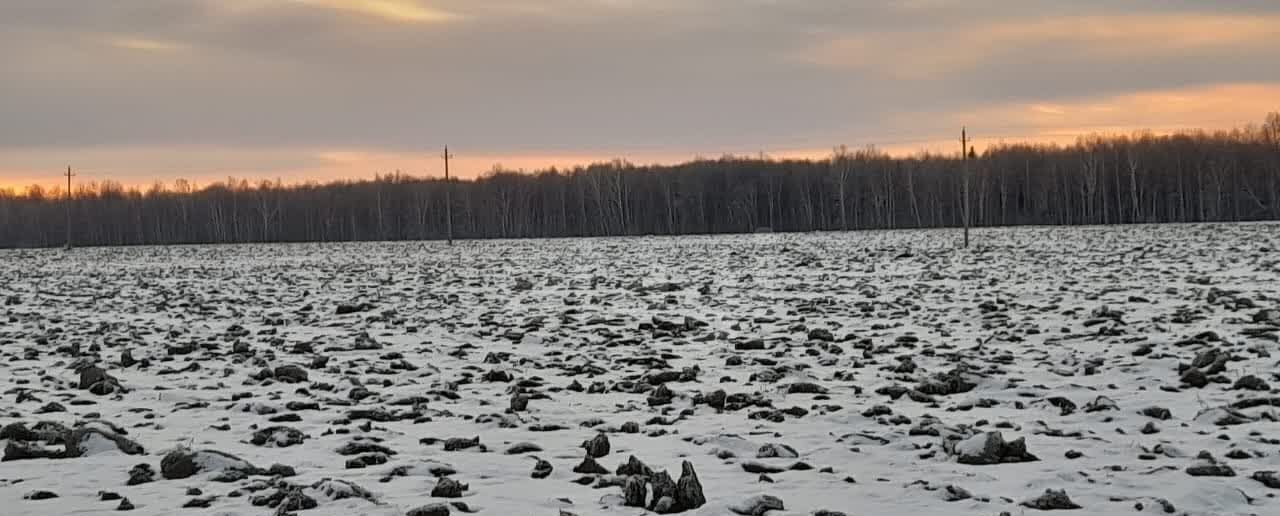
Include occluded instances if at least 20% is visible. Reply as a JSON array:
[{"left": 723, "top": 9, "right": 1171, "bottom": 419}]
[
  {"left": 953, "top": 433, "right": 991, "bottom": 457},
  {"left": 76, "top": 432, "right": 123, "bottom": 457},
  {"left": 1, "top": 222, "right": 1278, "bottom": 515},
  {"left": 192, "top": 450, "right": 256, "bottom": 474}
]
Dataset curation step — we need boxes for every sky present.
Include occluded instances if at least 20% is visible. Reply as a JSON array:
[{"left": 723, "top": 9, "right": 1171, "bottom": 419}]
[{"left": 2, "top": 0, "right": 1279, "bottom": 190}]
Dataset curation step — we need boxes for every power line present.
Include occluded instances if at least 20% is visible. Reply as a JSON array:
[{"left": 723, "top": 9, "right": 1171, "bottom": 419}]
[
  {"left": 443, "top": 145, "right": 454, "bottom": 246},
  {"left": 64, "top": 166, "right": 75, "bottom": 250},
  {"left": 961, "top": 128, "right": 970, "bottom": 249}
]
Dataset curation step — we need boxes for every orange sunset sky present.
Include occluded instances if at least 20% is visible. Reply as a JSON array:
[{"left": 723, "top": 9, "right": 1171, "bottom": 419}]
[{"left": 2, "top": 1, "right": 1279, "bottom": 191}]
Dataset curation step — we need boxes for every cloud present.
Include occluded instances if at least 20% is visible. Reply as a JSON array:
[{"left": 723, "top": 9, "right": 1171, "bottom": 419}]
[
  {"left": 1030, "top": 105, "right": 1066, "bottom": 116},
  {"left": 286, "top": 0, "right": 460, "bottom": 23},
  {"left": 109, "top": 36, "right": 185, "bottom": 53},
  {"left": 1, "top": 1, "right": 1279, "bottom": 184},
  {"left": 874, "top": 82, "right": 1280, "bottom": 155},
  {"left": 798, "top": 13, "right": 1280, "bottom": 79}
]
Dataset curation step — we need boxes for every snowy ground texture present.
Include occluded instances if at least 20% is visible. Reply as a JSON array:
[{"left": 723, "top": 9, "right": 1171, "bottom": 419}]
[{"left": 3, "top": 223, "right": 1280, "bottom": 516}]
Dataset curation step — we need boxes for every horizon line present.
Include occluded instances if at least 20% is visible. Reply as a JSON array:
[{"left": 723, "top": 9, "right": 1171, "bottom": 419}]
[{"left": 3, "top": 116, "right": 1276, "bottom": 194}]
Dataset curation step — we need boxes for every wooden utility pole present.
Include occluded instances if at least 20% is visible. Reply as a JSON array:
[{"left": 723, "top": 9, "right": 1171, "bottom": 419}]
[
  {"left": 64, "top": 166, "right": 75, "bottom": 249},
  {"left": 961, "top": 128, "right": 970, "bottom": 248},
  {"left": 443, "top": 145, "right": 454, "bottom": 246}
]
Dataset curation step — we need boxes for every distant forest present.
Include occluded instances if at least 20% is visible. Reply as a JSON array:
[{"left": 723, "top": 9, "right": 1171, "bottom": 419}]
[{"left": 2, "top": 114, "right": 1279, "bottom": 248}]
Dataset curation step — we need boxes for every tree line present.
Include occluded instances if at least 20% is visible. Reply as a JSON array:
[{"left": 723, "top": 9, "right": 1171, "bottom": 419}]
[{"left": 2, "top": 114, "right": 1279, "bottom": 248}]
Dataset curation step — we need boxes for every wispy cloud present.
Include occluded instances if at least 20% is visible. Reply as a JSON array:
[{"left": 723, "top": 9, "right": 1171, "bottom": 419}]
[
  {"left": 109, "top": 36, "right": 185, "bottom": 53},
  {"left": 939, "top": 82, "right": 1280, "bottom": 140},
  {"left": 287, "top": 0, "right": 460, "bottom": 23},
  {"left": 798, "top": 14, "right": 1280, "bottom": 78},
  {"left": 1030, "top": 105, "right": 1065, "bottom": 116}
]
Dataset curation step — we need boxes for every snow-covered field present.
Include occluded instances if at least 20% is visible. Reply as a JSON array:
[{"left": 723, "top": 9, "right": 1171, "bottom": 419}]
[{"left": 2, "top": 223, "right": 1279, "bottom": 516}]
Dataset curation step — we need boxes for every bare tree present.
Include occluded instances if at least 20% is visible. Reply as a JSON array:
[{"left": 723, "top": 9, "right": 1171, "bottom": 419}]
[{"left": 3, "top": 114, "right": 1280, "bottom": 248}]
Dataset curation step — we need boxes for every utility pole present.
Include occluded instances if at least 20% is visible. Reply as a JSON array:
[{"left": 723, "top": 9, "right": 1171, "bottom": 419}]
[
  {"left": 443, "top": 145, "right": 454, "bottom": 246},
  {"left": 961, "top": 128, "right": 970, "bottom": 248},
  {"left": 64, "top": 166, "right": 75, "bottom": 250}
]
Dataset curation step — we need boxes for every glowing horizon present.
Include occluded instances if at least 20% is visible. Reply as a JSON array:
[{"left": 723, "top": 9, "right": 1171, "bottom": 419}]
[{"left": 0, "top": 112, "right": 1266, "bottom": 194}]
